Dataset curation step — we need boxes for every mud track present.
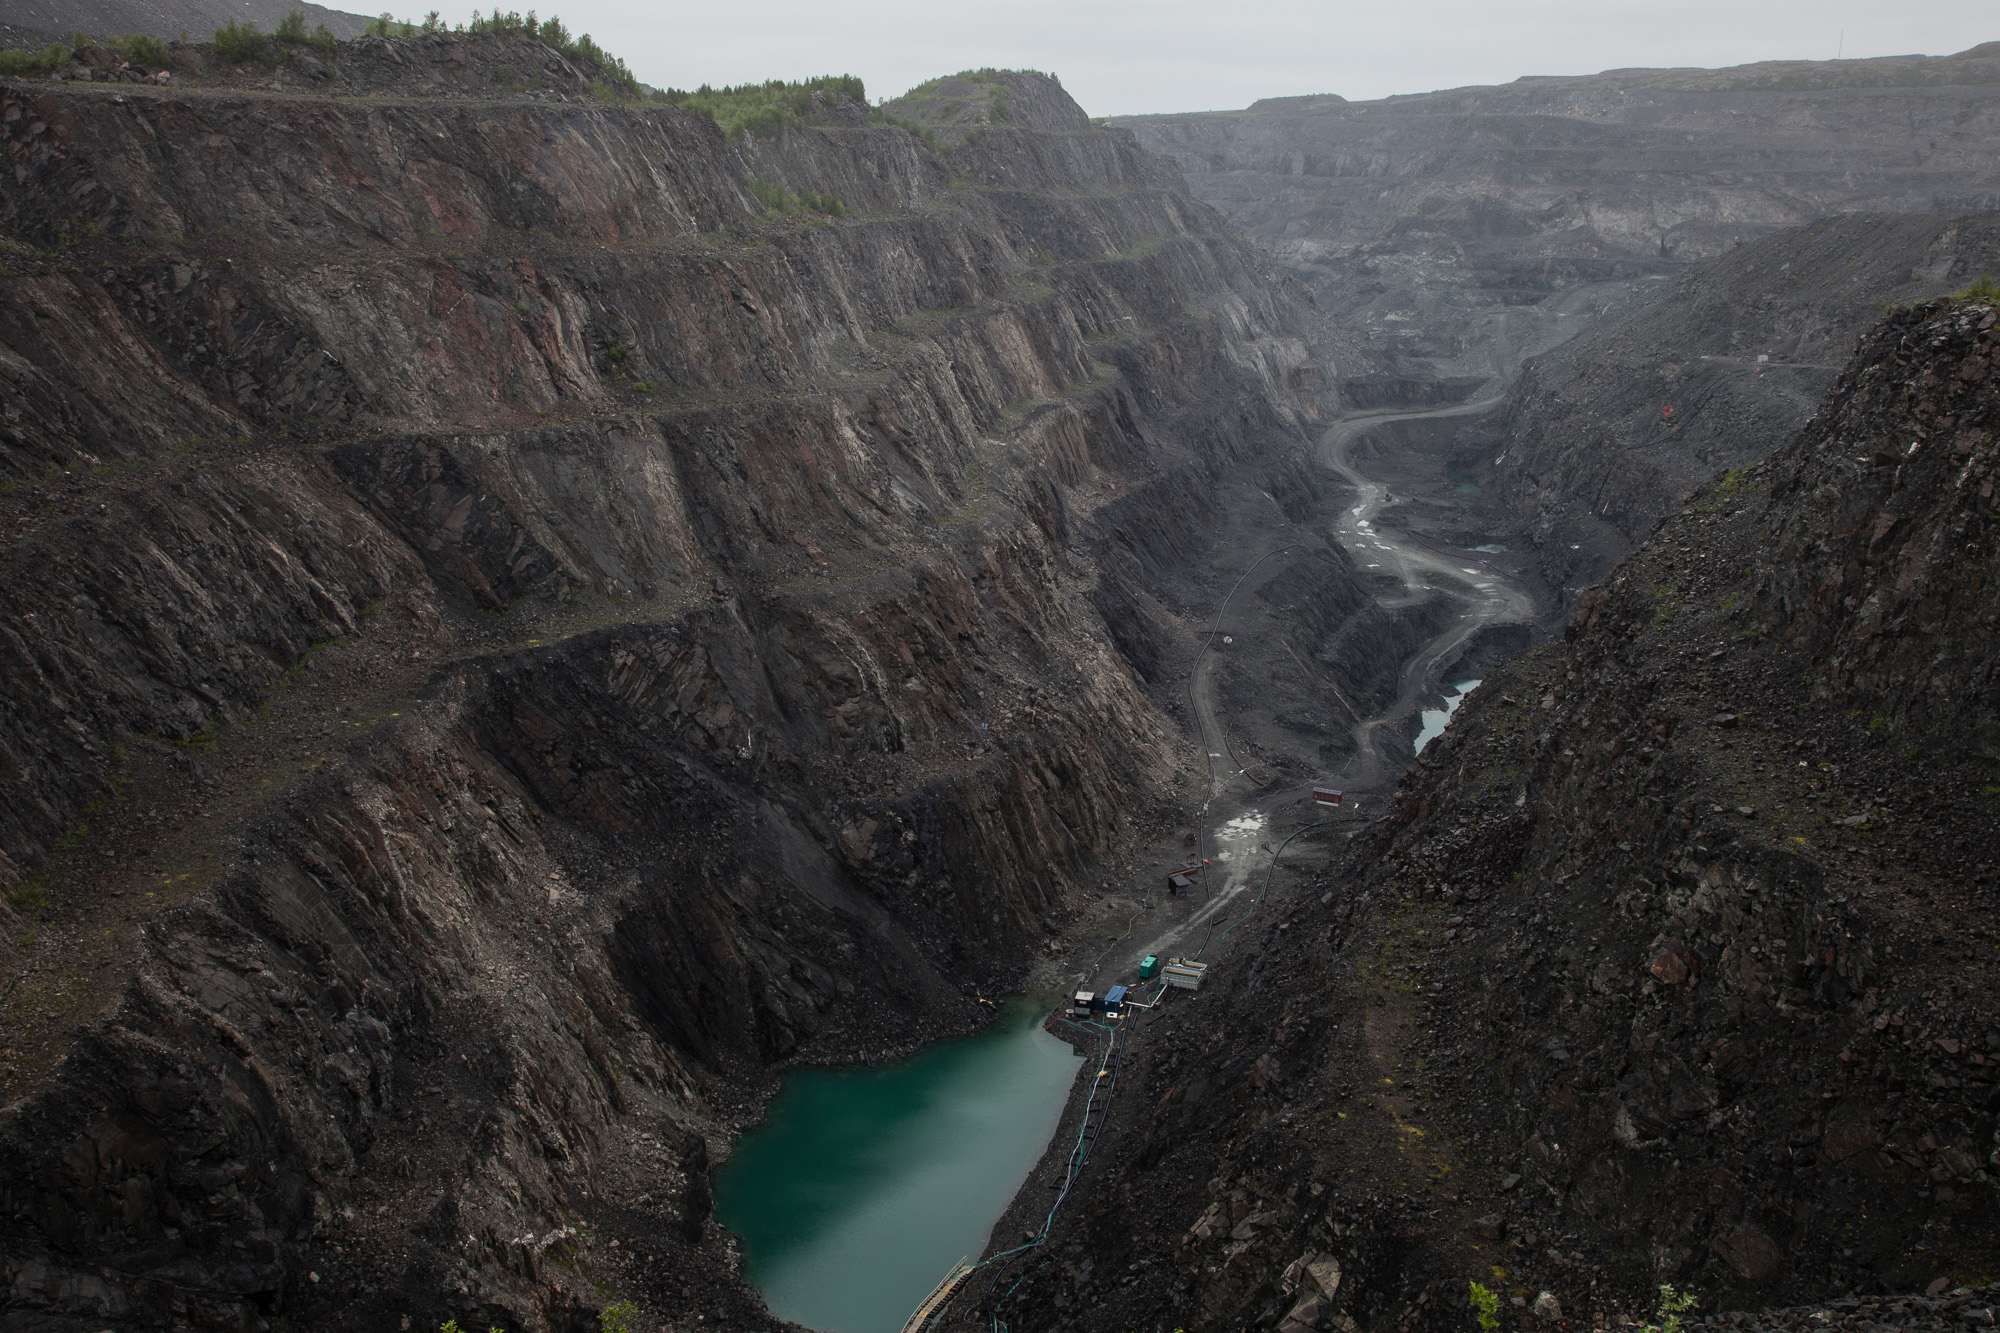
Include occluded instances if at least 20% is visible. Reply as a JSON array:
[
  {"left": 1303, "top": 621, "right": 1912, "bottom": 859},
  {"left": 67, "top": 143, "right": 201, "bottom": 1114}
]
[{"left": 1076, "top": 295, "right": 1606, "bottom": 992}]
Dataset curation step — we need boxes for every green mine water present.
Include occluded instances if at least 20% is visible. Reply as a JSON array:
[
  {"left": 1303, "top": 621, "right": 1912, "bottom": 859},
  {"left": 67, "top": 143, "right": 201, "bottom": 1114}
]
[
  {"left": 1416, "top": 678, "right": 1482, "bottom": 754},
  {"left": 715, "top": 999, "right": 1084, "bottom": 1333}
]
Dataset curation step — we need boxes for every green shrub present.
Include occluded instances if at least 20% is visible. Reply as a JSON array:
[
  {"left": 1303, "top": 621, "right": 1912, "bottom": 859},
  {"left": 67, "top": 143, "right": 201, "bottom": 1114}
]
[
  {"left": 1468, "top": 1282, "right": 1500, "bottom": 1332},
  {"left": 274, "top": 10, "right": 307, "bottom": 40},
  {"left": 311, "top": 23, "right": 337, "bottom": 55},
  {"left": 1642, "top": 1285, "right": 1698, "bottom": 1333},
  {"left": 0, "top": 43, "right": 70, "bottom": 76},
  {"left": 121, "top": 32, "right": 168, "bottom": 65},
  {"left": 747, "top": 176, "right": 795, "bottom": 214},
  {"left": 869, "top": 108, "right": 944, "bottom": 151},
  {"left": 600, "top": 1303, "right": 638, "bottom": 1333},
  {"left": 365, "top": 12, "right": 418, "bottom": 36},
  {"left": 657, "top": 74, "right": 866, "bottom": 138},
  {"left": 213, "top": 18, "right": 269, "bottom": 63},
  {"left": 1958, "top": 274, "right": 2000, "bottom": 301}
]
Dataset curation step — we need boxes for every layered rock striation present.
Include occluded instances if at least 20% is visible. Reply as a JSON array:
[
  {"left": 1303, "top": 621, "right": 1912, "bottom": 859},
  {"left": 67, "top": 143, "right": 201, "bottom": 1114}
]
[
  {"left": 1115, "top": 47, "right": 2000, "bottom": 616},
  {"left": 997, "top": 298, "right": 2000, "bottom": 1331},
  {"left": 1454, "top": 213, "right": 2000, "bottom": 606},
  {"left": 1117, "top": 44, "right": 2000, "bottom": 371},
  {"left": 0, "top": 55, "right": 1334, "bottom": 1330}
]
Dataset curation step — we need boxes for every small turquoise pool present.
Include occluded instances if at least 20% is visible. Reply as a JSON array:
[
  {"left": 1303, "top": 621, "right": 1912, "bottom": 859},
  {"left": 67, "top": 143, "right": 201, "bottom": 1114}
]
[
  {"left": 1415, "top": 678, "right": 1481, "bottom": 754},
  {"left": 715, "top": 998, "right": 1083, "bottom": 1333}
]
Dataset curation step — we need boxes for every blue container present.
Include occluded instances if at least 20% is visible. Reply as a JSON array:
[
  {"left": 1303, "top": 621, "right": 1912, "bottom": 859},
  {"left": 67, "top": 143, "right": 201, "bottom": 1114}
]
[{"left": 1099, "top": 985, "right": 1129, "bottom": 1014}]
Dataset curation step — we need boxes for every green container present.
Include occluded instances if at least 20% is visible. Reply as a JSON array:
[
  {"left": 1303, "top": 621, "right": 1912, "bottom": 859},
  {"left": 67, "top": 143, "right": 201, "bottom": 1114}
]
[{"left": 1138, "top": 955, "right": 1160, "bottom": 980}]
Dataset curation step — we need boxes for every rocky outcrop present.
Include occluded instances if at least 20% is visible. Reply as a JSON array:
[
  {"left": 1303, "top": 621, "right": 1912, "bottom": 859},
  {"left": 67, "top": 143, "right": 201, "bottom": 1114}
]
[
  {"left": 1116, "top": 44, "right": 2000, "bottom": 386},
  {"left": 1115, "top": 52, "right": 2000, "bottom": 626},
  {"left": 3, "top": 0, "right": 372, "bottom": 46},
  {"left": 998, "top": 297, "right": 2000, "bottom": 1331},
  {"left": 0, "top": 59, "right": 1328, "bottom": 1329},
  {"left": 1464, "top": 213, "right": 2000, "bottom": 606}
]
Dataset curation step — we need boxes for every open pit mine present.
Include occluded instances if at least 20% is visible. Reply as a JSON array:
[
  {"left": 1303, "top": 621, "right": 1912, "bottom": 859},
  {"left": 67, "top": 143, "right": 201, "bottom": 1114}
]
[{"left": 1, "top": 25, "right": 1998, "bottom": 1333}]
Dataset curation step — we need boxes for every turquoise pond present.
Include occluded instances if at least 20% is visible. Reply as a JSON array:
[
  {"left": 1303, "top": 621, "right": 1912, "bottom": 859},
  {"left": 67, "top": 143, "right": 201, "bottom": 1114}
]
[
  {"left": 714, "top": 999, "right": 1083, "bottom": 1333},
  {"left": 1415, "top": 678, "right": 1481, "bottom": 754}
]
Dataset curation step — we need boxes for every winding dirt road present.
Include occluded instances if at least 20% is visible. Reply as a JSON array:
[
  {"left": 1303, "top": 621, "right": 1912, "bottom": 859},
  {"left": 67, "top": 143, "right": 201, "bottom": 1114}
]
[
  {"left": 1315, "top": 393, "right": 1534, "bottom": 789},
  {"left": 1108, "top": 295, "right": 1616, "bottom": 980}
]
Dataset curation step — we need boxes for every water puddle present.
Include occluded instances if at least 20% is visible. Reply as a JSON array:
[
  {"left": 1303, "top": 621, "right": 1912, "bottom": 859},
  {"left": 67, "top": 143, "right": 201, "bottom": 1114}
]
[
  {"left": 714, "top": 998, "right": 1082, "bottom": 1333},
  {"left": 1210, "top": 810, "right": 1269, "bottom": 893},
  {"left": 1414, "top": 678, "right": 1481, "bottom": 754},
  {"left": 1470, "top": 544, "right": 1508, "bottom": 554}
]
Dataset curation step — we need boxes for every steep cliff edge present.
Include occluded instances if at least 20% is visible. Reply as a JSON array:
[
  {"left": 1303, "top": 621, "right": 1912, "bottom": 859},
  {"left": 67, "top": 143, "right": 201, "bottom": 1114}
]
[
  {"left": 1413, "top": 214, "right": 2000, "bottom": 609},
  {"left": 993, "top": 298, "right": 2000, "bottom": 1332},
  {"left": 0, "top": 54, "right": 1339, "bottom": 1330}
]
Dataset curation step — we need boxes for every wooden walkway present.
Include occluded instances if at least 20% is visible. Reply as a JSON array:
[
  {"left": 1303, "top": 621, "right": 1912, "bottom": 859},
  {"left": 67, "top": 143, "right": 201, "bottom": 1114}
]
[{"left": 900, "top": 1257, "right": 973, "bottom": 1333}]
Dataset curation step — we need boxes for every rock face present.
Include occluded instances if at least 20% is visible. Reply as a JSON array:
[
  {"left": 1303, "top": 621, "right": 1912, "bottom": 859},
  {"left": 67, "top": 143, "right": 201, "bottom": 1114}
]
[
  {"left": 0, "top": 58, "right": 1330, "bottom": 1329},
  {"left": 1116, "top": 44, "right": 2000, "bottom": 379},
  {"left": 997, "top": 298, "right": 2000, "bottom": 1330},
  {"left": 1460, "top": 213, "right": 2000, "bottom": 606},
  {"left": 1120, "top": 51, "right": 2000, "bottom": 614}
]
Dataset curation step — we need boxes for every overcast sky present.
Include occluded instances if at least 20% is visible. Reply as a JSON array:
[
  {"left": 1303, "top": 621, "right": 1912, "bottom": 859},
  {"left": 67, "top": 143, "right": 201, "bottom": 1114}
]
[{"left": 427, "top": 0, "right": 1997, "bottom": 116}]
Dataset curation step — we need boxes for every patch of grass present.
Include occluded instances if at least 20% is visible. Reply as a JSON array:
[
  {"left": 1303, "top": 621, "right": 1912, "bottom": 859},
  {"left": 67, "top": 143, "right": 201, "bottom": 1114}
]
[
  {"left": 745, "top": 176, "right": 846, "bottom": 217},
  {"left": 1113, "top": 236, "right": 1167, "bottom": 263},
  {"left": 1955, "top": 275, "right": 2000, "bottom": 302},
  {"left": 282, "top": 637, "right": 340, "bottom": 683},
  {"left": 171, "top": 725, "right": 220, "bottom": 754},
  {"left": 1654, "top": 583, "right": 1685, "bottom": 624},
  {"left": 868, "top": 108, "right": 945, "bottom": 152}
]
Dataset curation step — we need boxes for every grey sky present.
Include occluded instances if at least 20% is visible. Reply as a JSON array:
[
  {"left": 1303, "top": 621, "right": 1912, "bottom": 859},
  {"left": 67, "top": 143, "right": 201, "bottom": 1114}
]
[{"left": 430, "top": 0, "right": 1996, "bottom": 116}]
